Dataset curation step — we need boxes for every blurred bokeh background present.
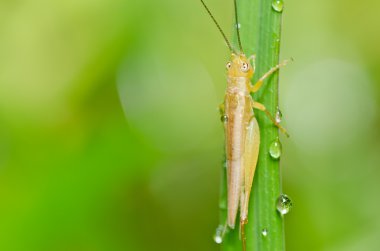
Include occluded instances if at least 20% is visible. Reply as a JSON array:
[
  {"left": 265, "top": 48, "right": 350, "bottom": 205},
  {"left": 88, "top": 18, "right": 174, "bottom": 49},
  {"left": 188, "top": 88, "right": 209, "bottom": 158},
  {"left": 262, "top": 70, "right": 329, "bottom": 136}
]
[{"left": 1, "top": 0, "right": 379, "bottom": 250}]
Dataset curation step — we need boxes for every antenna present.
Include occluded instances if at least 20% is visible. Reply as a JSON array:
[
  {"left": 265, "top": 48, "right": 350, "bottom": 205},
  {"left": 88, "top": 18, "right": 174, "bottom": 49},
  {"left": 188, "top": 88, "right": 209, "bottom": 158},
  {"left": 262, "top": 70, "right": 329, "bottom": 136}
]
[
  {"left": 200, "top": 0, "right": 234, "bottom": 52},
  {"left": 234, "top": 0, "right": 243, "bottom": 52}
]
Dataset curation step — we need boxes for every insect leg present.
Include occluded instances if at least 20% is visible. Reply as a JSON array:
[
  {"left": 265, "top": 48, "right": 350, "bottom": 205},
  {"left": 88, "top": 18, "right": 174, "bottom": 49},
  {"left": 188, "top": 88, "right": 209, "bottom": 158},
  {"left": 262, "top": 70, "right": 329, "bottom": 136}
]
[
  {"left": 219, "top": 102, "right": 225, "bottom": 116},
  {"left": 240, "top": 179, "right": 247, "bottom": 250},
  {"left": 241, "top": 221, "right": 247, "bottom": 251},
  {"left": 221, "top": 221, "right": 229, "bottom": 240},
  {"left": 252, "top": 102, "right": 289, "bottom": 137},
  {"left": 250, "top": 59, "right": 292, "bottom": 93},
  {"left": 248, "top": 55, "right": 256, "bottom": 73}
]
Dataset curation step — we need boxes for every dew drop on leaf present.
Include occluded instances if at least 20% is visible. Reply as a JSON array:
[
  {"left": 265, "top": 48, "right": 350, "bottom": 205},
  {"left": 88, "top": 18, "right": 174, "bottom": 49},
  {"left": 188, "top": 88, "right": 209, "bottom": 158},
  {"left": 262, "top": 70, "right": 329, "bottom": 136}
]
[
  {"left": 272, "top": 0, "right": 284, "bottom": 12},
  {"left": 275, "top": 107, "right": 283, "bottom": 123},
  {"left": 276, "top": 194, "right": 293, "bottom": 215},
  {"left": 221, "top": 115, "right": 228, "bottom": 123},
  {"left": 213, "top": 225, "right": 225, "bottom": 244},
  {"left": 269, "top": 138, "right": 282, "bottom": 159},
  {"left": 262, "top": 228, "right": 268, "bottom": 237}
]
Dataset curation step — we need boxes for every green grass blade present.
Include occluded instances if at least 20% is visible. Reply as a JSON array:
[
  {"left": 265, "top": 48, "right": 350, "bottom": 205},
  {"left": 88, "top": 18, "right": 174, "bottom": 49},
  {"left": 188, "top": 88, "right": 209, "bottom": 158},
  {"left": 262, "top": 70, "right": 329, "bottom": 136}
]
[{"left": 220, "top": 0, "right": 285, "bottom": 250}]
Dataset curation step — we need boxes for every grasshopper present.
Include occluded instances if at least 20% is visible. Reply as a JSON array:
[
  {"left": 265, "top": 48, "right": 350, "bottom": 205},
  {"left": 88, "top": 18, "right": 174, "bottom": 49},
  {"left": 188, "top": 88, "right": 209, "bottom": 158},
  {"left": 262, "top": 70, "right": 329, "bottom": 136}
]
[{"left": 200, "top": 0, "right": 289, "bottom": 249}]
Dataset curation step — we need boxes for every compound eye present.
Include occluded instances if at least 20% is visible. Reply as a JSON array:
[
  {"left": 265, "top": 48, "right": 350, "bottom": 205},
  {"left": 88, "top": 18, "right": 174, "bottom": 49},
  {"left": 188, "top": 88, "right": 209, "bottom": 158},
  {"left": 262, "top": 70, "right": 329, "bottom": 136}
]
[
  {"left": 226, "top": 62, "right": 232, "bottom": 69},
  {"left": 241, "top": 62, "right": 249, "bottom": 72}
]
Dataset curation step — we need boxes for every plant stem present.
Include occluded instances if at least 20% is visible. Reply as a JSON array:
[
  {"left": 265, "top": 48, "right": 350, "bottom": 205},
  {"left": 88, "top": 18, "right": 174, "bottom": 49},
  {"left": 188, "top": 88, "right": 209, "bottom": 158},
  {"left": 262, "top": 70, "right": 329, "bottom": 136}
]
[{"left": 220, "top": 0, "right": 285, "bottom": 250}]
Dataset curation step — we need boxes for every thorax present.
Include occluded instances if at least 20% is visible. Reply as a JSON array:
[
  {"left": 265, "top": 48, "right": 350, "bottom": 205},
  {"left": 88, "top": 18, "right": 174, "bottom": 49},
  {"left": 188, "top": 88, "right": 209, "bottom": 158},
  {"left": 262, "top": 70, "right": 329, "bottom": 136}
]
[{"left": 227, "top": 76, "right": 250, "bottom": 96}]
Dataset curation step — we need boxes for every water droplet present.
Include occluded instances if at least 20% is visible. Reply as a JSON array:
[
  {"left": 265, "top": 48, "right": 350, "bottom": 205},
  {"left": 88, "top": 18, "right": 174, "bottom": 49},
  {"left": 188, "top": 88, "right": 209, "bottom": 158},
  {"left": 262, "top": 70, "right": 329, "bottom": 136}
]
[
  {"left": 261, "top": 228, "right": 268, "bottom": 237},
  {"left": 275, "top": 107, "right": 282, "bottom": 123},
  {"left": 272, "top": 0, "right": 284, "bottom": 12},
  {"left": 221, "top": 115, "right": 228, "bottom": 123},
  {"left": 236, "top": 23, "right": 241, "bottom": 29},
  {"left": 277, "top": 194, "right": 293, "bottom": 215},
  {"left": 213, "top": 225, "right": 225, "bottom": 244},
  {"left": 269, "top": 138, "right": 282, "bottom": 159}
]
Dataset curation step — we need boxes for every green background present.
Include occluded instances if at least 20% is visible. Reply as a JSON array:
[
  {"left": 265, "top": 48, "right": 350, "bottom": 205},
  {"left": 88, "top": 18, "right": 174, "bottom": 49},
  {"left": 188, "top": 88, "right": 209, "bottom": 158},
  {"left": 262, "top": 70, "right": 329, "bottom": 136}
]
[{"left": 0, "top": 0, "right": 379, "bottom": 250}]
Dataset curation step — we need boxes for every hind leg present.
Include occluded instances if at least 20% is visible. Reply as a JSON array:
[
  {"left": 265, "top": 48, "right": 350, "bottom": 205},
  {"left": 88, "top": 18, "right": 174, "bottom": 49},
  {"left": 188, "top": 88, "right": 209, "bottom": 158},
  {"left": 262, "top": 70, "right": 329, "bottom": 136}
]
[{"left": 252, "top": 102, "right": 289, "bottom": 137}]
